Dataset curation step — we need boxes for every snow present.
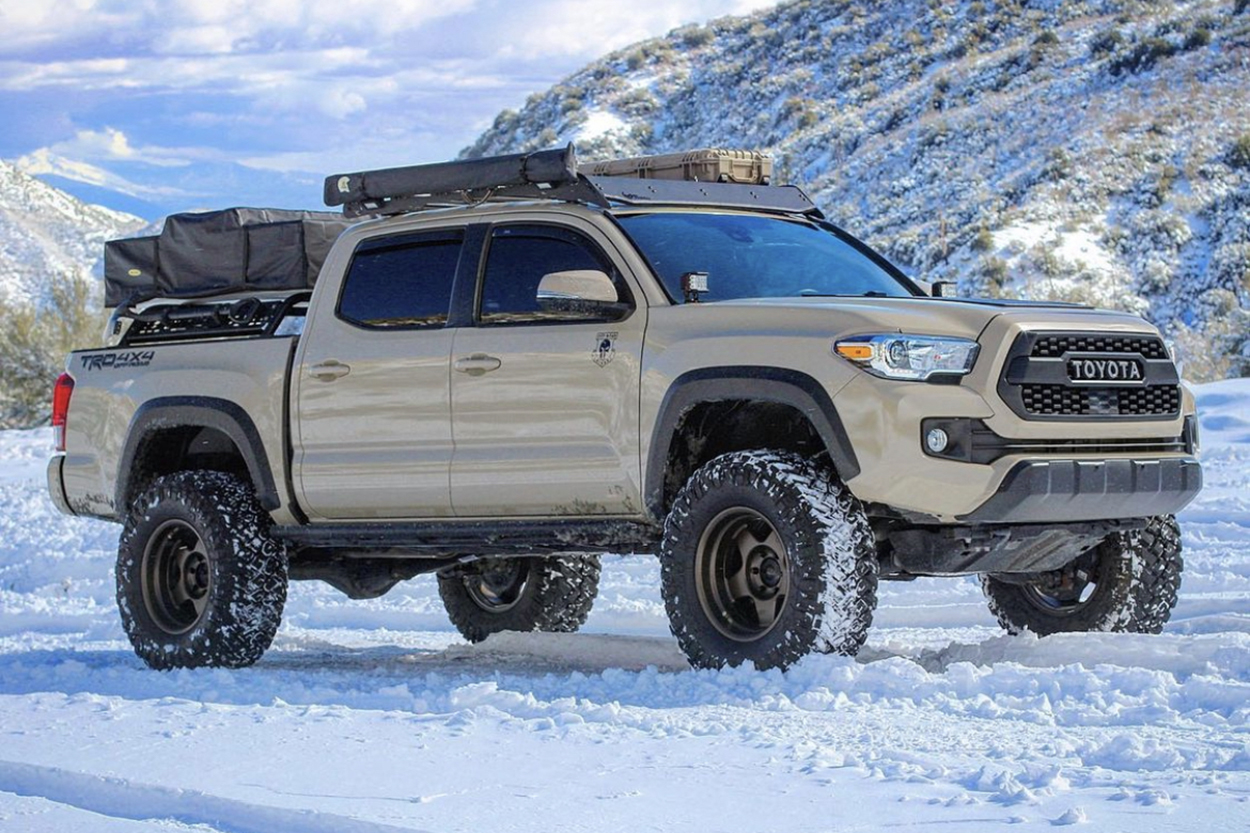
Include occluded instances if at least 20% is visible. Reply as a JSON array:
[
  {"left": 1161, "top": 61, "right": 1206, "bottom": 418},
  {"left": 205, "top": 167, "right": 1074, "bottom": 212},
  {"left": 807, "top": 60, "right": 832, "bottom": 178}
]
[
  {"left": 3, "top": 382, "right": 1250, "bottom": 830},
  {"left": 572, "top": 109, "right": 629, "bottom": 144}
]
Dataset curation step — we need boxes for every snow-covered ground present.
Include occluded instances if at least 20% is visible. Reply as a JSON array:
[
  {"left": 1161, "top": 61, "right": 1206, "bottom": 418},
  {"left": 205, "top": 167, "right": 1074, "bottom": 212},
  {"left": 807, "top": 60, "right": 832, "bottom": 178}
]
[{"left": 1, "top": 383, "right": 1247, "bottom": 832}]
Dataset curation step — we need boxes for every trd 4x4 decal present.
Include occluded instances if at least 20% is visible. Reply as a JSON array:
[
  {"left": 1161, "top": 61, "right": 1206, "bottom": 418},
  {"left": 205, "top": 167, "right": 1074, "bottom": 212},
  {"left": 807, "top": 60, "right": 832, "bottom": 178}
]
[{"left": 80, "top": 351, "right": 155, "bottom": 371}]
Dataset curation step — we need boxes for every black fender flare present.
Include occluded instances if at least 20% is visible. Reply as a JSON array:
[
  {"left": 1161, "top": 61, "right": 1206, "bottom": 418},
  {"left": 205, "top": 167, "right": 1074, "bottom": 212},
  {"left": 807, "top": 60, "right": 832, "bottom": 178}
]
[
  {"left": 117, "top": 396, "right": 280, "bottom": 512},
  {"left": 644, "top": 367, "right": 860, "bottom": 518}
]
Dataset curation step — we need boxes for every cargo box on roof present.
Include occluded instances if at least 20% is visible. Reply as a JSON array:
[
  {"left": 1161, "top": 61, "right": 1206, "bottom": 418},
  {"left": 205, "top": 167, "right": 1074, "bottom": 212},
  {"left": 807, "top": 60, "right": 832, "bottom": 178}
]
[
  {"left": 103, "top": 208, "right": 354, "bottom": 307},
  {"left": 581, "top": 149, "right": 772, "bottom": 185}
]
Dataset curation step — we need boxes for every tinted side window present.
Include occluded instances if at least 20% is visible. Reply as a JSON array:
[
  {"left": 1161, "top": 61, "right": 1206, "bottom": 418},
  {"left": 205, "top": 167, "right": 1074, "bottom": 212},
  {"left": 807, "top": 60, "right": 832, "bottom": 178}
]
[
  {"left": 479, "top": 226, "right": 630, "bottom": 325},
  {"left": 339, "top": 232, "right": 462, "bottom": 328}
]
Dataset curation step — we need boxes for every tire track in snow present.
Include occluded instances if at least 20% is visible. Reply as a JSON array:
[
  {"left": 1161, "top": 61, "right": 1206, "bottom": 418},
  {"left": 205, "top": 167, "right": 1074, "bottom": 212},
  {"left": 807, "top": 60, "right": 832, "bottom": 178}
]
[{"left": 0, "top": 760, "right": 432, "bottom": 833}]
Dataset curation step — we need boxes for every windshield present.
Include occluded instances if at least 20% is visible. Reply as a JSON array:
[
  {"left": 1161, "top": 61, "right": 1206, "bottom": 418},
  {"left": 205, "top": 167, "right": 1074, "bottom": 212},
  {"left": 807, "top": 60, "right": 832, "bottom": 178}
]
[{"left": 616, "top": 212, "right": 917, "bottom": 302}]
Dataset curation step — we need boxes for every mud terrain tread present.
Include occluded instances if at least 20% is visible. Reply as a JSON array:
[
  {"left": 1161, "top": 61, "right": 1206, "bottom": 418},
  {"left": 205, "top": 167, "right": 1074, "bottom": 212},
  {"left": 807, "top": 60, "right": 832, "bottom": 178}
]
[
  {"left": 982, "top": 515, "right": 1182, "bottom": 636},
  {"left": 659, "top": 450, "right": 877, "bottom": 671},
  {"left": 117, "top": 470, "right": 287, "bottom": 670},
  {"left": 438, "top": 555, "right": 601, "bottom": 643}
]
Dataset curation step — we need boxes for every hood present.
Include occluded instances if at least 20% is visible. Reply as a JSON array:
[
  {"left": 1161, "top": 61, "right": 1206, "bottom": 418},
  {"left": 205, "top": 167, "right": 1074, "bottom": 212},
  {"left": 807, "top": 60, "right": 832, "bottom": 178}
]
[{"left": 707, "top": 296, "right": 1158, "bottom": 341}]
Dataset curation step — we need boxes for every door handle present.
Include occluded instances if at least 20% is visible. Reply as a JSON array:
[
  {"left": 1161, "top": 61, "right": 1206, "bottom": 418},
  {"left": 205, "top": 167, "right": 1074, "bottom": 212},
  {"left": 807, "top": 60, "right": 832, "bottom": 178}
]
[
  {"left": 454, "top": 353, "right": 502, "bottom": 376},
  {"left": 309, "top": 360, "right": 351, "bottom": 381}
]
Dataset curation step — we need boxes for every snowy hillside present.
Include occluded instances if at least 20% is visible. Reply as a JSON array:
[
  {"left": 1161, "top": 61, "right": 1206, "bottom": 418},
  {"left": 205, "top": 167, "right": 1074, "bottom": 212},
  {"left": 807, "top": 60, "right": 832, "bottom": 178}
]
[
  {"left": 0, "top": 159, "right": 146, "bottom": 306},
  {"left": 0, "top": 380, "right": 1247, "bottom": 830},
  {"left": 465, "top": 0, "right": 1250, "bottom": 380}
]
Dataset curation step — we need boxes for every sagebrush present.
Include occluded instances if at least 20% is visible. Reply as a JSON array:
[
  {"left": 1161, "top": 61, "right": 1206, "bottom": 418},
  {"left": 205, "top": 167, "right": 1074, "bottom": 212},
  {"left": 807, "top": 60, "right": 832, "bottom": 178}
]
[{"left": 0, "top": 271, "right": 105, "bottom": 428}]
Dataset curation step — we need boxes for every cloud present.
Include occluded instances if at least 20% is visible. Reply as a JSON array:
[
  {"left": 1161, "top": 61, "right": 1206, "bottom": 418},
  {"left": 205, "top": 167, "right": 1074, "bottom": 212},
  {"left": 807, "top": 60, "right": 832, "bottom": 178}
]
[
  {"left": 0, "top": 0, "right": 479, "bottom": 58},
  {"left": 0, "top": 0, "right": 781, "bottom": 209}
]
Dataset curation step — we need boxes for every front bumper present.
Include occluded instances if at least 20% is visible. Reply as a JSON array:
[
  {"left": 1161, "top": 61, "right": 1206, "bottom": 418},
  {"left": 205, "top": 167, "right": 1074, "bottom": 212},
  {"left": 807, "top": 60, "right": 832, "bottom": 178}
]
[{"left": 959, "top": 456, "right": 1202, "bottom": 523}]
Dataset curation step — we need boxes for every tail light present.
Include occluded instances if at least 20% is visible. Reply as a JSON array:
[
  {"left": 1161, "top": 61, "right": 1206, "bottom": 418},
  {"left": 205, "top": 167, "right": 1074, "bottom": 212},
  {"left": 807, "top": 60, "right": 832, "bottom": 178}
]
[{"left": 52, "top": 373, "right": 74, "bottom": 452}]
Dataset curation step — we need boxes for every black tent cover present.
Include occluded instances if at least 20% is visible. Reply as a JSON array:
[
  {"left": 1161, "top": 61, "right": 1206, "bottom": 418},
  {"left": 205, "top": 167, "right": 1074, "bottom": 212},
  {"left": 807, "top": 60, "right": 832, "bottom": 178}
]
[{"left": 104, "top": 208, "right": 355, "bottom": 307}]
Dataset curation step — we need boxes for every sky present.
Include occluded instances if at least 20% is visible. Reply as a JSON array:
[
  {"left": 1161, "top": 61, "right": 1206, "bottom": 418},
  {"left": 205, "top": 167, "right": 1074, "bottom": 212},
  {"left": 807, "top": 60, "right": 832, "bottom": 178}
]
[{"left": 0, "top": 0, "right": 777, "bottom": 218}]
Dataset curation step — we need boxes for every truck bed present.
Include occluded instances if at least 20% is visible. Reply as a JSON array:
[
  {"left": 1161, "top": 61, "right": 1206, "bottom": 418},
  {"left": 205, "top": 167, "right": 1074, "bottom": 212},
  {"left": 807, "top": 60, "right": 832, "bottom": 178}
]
[{"left": 56, "top": 333, "right": 299, "bottom": 523}]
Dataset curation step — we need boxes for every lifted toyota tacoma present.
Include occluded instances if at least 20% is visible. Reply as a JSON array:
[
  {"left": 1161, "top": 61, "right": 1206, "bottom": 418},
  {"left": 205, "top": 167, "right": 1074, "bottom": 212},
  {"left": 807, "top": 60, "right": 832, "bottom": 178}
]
[{"left": 47, "top": 146, "right": 1202, "bottom": 670}]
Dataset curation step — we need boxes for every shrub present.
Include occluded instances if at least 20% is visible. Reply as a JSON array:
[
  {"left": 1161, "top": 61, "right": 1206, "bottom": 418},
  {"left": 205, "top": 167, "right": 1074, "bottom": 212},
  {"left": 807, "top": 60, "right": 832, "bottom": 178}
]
[
  {"left": 1044, "top": 147, "right": 1072, "bottom": 180},
  {"left": 982, "top": 256, "right": 1009, "bottom": 288},
  {"left": 1111, "top": 37, "right": 1177, "bottom": 74},
  {"left": 0, "top": 271, "right": 104, "bottom": 428},
  {"left": 1090, "top": 28, "right": 1124, "bottom": 56},
  {"left": 971, "top": 227, "right": 995, "bottom": 252},
  {"left": 680, "top": 26, "right": 715, "bottom": 48},
  {"left": 1229, "top": 134, "right": 1250, "bottom": 169},
  {"left": 1184, "top": 28, "right": 1212, "bottom": 50}
]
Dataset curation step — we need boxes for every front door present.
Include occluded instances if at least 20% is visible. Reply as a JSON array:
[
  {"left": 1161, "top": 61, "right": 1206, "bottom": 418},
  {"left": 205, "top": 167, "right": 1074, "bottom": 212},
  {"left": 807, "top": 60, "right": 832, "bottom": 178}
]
[{"left": 450, "top": 223, "right": 645, "bottom": 518}]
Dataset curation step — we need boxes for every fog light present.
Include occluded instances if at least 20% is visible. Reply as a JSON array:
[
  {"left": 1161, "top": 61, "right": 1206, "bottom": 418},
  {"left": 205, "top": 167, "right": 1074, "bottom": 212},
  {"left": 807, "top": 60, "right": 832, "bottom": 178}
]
[{"left": 925, "top": 427, "right": 949, "bottom": 454}]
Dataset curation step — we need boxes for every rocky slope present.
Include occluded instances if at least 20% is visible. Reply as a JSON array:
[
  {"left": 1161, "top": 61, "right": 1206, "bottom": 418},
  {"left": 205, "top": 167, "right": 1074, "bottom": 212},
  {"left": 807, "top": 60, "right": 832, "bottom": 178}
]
[
  {"left": 0, "top": 159, "right": 146, "bottom": 306},
  {"left": 465, "top": 0, "right": 1250, "bottom": 380}
]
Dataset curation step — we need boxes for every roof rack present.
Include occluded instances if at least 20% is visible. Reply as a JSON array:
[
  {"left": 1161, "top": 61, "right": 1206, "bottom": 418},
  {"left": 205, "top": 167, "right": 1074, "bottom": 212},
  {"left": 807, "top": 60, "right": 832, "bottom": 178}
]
[{"left": 323, "top": 145, "right": 821, "bottom": 219}]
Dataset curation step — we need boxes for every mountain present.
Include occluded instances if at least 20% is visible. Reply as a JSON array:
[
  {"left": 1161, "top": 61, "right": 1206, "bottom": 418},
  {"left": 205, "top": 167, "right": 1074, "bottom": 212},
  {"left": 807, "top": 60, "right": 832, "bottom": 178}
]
[
  {"left": 15, "top": 149, "right": 328, "bottom": 221},
  {"left": 0, "top": 159, "right": 147, "bottom": 306},
  {"left": 464, "top": 0, "right": 1250, "bottom": 380}
]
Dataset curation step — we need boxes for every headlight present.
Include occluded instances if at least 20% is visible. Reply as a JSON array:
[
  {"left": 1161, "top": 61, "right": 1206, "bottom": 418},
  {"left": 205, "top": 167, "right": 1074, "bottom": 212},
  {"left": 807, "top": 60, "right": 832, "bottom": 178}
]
[{"left": 834, "top": 334, "right": 980, "bottom": 381}]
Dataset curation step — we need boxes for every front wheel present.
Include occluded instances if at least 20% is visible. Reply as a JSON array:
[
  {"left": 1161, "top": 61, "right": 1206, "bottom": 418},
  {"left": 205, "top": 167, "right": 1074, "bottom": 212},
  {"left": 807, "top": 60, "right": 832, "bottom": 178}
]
[
  {"left": 117, "top": 471, "right": 288, "bottom": 669},
  {"left": 659, "top": 451, "right": 878, "bottom": 671},
  {"left": 437, "top": 555, "right": 600, "bottom": 643},
  {"left": 982, "top": 515, "right": 1183, "bottom": 636}
]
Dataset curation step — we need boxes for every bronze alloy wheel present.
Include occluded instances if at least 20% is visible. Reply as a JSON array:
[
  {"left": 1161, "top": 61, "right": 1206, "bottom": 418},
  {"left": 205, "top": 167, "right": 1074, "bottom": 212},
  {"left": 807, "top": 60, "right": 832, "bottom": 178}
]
[
  {"left": 659, "top": 451, "right": 878, "bottom": 669},
  {"left": 141, "top": 518, "right": 213, "bottom": 635},
  {"left": 695, "top": 507, "right": 792, "bottom": 642},
  {"left": 1020, "top": 557, "right": 1100, "bottom": 616},
  {"left": 464, "top": 559, "right": 531, "bottom": 613},
  {"left": 982, "top": 515, "right": 1183, "bottom": 637},
  {"left": 118, "top": 471, "right": 287, "bottom": 669},
  {"left": 438, "top": 555, "right": 601, "bottom": 643}
]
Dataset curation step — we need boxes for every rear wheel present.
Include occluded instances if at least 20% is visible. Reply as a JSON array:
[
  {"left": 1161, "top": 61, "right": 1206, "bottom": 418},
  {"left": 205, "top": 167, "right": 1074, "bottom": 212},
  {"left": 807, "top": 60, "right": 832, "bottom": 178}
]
[
  {"left": 982, "top": 515, "right": 1183, "bottom": 635},
  {"left": 659, "top": 451, "right": 877, "bottom": 670},
  {"left": 117, "top": 471, "right": 287, "bottom": 669},
  {"left": 437, "top": 555, "right": 600, "bottom": 643}
]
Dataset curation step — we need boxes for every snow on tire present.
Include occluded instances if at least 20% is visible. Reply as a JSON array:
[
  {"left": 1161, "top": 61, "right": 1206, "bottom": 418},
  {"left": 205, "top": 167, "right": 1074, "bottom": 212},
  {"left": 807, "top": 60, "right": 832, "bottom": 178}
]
[
  {"left": 438, "top": 555, "right": 601, "bottom": 643},
  {"left": 659, "top": 450, "right": 878, "bottom": 671},
  {"left": 982, "top": 515, "right": 1183, "bottom": 636},
  {"left": 116, "top": 470, "right": 288, "bottom": 670}
]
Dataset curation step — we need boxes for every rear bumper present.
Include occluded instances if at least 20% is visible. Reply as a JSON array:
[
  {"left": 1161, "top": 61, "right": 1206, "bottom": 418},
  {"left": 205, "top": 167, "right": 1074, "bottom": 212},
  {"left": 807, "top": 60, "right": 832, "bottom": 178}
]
[
  {"left": 960, "top": 456, "right": 1202, "bottom": 523},
  {"left": 46, "top": 455, "right": 75, "bottom": 516}
]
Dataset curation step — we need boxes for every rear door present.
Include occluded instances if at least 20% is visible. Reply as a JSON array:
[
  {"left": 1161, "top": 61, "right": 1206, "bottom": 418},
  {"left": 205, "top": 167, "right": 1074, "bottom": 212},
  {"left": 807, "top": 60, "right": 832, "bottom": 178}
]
[
  {"left": 449, "top": 222, "right": 646, "bottom": 517},
  {"left": 293, "top": 228, "right": 463, "bottom": 520}
]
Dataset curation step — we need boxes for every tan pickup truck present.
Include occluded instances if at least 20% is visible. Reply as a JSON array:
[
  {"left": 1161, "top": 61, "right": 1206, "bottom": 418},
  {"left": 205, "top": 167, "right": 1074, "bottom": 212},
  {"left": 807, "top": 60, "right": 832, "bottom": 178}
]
[{"left": 47, "top": 147, "right": 1202, "bottom": 671}]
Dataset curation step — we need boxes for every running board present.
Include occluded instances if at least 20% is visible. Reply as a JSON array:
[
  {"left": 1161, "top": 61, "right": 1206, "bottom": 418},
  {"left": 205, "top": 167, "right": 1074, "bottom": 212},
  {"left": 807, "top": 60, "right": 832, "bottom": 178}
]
[{"left": 273, "top": 518, "right": 661, "bottom": 558}]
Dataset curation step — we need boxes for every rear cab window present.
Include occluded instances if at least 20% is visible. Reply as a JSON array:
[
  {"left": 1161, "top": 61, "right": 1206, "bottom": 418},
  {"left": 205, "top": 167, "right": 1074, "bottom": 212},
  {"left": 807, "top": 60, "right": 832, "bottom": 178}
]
[{"left": 338, "top": 230, "right": 463, "bottom": 328}]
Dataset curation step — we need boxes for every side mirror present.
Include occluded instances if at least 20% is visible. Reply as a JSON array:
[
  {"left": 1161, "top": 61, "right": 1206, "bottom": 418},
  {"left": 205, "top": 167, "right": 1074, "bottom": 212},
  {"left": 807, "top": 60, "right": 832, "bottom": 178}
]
[
  {"left": 536, "top": 270, "right": 630, "bottom": 320},
  {"left": 537, "top": 270, "right": 618, "bottom": 303},
  {"left": 931, "top": 280, "right": 956, "bottom": 298}
]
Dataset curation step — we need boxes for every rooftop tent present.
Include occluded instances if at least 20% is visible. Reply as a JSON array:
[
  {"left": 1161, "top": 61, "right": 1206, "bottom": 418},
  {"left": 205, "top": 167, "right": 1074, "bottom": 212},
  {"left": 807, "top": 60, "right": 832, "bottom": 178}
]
[{"left": 103, "top": 208, "right": 354, "bottom": 307}]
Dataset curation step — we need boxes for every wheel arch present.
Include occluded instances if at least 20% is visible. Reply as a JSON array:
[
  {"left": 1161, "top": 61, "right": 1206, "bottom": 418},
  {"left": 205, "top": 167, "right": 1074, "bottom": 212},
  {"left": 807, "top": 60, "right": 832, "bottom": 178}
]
[
  {"left": 645, "top": 367, "right": 860, "bottom": 519},
  {"left": 117, "top": 396, "right": 280, "bottom": 514}
]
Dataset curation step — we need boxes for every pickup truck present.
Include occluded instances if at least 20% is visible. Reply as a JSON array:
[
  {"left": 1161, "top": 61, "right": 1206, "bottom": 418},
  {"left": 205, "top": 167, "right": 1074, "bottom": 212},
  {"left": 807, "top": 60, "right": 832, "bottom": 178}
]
[{"left": 47, "top": 146, "right": 1202, "bottom": 671}]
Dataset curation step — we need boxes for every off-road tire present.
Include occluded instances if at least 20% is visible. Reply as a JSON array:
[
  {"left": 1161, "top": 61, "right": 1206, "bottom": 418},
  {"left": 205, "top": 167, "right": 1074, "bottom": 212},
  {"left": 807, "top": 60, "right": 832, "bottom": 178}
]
[
  {"left": 438, "top": 555, "right": 601, "bottom": 643},
  {"left": 659, "top": 450, "right": 878, "bottom": 671},
  {"left": 117, "top": 470, "right": 288, "bottom": 670},
  {"left": 982, "top": 515, "right": 1183, "bottom": 636}
]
